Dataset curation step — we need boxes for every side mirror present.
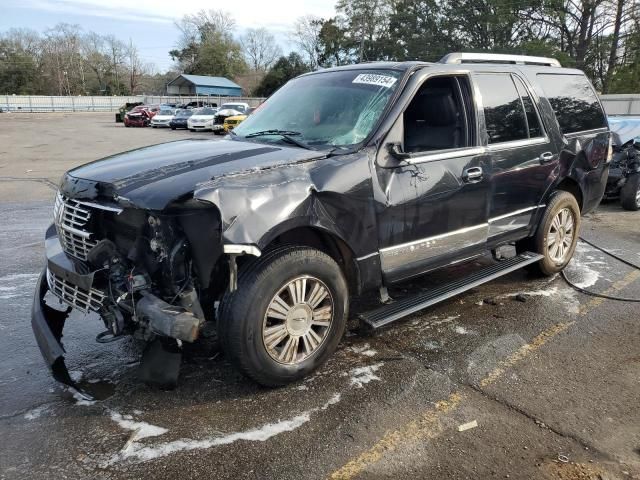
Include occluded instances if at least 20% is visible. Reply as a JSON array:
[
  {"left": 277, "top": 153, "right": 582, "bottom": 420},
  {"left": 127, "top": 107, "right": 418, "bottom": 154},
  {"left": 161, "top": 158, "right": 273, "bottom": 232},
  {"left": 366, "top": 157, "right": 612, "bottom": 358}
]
[{"left": 387, "top": 142, "right": 410, "bottom": 160}]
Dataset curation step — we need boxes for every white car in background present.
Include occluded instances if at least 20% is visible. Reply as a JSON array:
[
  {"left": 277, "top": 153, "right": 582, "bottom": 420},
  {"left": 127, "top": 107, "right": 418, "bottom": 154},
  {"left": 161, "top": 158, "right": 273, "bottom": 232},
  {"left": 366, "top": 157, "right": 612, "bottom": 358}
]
[
  {"left": 187, "top": 107, "right": 219, "bottom": 131},
  {"left": 150, "top": 107, "right": 176, "bottom": 128}
]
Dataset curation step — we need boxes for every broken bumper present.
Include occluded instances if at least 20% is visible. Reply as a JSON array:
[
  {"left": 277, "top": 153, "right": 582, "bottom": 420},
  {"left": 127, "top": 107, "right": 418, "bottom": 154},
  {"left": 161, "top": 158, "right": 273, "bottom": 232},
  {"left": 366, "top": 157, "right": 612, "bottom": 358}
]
[
  {"left": 31, "top": 266, "right": 74, "bottom": 386},
  {"left": 31, "top": 225, "right": 102, "bottom": 387}
]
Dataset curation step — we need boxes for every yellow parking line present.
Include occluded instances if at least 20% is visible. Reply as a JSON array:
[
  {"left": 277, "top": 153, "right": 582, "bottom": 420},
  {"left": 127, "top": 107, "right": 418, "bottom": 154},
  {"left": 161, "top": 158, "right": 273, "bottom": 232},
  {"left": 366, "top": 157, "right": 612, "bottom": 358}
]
[{"left": 329, "top": 269, "right": 640, "bottom": 480}]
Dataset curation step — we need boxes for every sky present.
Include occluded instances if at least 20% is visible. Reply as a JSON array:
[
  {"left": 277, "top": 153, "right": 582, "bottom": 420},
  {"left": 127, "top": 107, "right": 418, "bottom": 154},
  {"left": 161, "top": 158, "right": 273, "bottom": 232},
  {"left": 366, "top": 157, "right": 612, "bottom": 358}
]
[{"left": 1, "top": 0, "right": 337, "bottom": 71}]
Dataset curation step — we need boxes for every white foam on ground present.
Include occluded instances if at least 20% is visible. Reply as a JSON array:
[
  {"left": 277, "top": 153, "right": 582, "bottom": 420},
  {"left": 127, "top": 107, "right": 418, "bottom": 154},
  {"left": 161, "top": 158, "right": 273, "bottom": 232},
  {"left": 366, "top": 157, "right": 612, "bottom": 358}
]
[
  {"left": 24, "top": 405, "right": 48, "bottom": 420},
  {"left": 69, "top": 388, "right": 96, "bottom": 406},
  {"left": 347, "top": 343, "right": 378, "bottom": 357},
  {"left": 498, "top": 286, "right": 580, "bottom": 314},
  {"left": 349, "top": 363, "right": 384, "bottom": 388},
  {"left": 567, "top": 244, "right": 604, "bottom": 289},
  {"left": 110, "top": 411, "right": 168, "bottom": 441},
  {"left": 110, "top": 393, "right": 341, "bottom": 463},
  {"left": 454, "top": 325, "right": 469, "bottom": 334}
]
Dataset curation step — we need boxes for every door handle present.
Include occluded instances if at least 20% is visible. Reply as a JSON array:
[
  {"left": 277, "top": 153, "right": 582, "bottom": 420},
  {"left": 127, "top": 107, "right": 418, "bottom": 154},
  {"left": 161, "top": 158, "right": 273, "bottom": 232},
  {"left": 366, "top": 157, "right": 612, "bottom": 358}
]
[
  {"left": 462, "top": 166, "right": 483, "bottom": 183},
  {"left": 539, "top": 152, "right": 555, "bottom": 163}
]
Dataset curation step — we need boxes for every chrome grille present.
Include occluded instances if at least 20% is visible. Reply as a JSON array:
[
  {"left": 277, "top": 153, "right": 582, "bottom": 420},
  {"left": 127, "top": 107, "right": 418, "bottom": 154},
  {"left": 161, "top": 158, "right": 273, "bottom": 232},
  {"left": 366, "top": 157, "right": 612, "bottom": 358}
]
[
  {"left": 46, "top": 268, "right": 106, "bottom": 313},
  {"left": 54, "top": 192, "right": 97, "bottom": 261}
]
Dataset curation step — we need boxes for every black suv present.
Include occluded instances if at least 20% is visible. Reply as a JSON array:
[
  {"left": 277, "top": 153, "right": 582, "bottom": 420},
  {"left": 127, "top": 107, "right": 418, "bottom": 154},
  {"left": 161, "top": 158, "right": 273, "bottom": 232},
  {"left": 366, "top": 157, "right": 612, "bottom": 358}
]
[{"left": 33, "top": 53, "right": 610, "bottom": 389}]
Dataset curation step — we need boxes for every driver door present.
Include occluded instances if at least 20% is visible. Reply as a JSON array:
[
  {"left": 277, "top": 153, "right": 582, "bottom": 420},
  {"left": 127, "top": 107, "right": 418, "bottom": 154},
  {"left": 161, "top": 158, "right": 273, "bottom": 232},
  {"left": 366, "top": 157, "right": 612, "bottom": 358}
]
[{"left": 374, "top": 74, "right": 491, "bottom": 283}]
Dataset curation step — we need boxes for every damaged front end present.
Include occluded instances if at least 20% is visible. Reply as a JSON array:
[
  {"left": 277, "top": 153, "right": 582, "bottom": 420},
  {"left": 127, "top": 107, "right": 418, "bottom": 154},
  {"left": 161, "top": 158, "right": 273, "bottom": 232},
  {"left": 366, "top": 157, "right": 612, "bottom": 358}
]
[{"left": 32, "top": 188, "right": 229, "bottom": 389}]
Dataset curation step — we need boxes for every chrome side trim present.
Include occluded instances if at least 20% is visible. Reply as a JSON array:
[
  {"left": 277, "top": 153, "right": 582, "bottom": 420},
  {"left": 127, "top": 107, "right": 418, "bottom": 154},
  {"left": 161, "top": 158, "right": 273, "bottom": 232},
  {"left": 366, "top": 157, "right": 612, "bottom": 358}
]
[
  {"left": 380, "top": 223, "right": 488, "bottom": 273},
  {"left": 486, "top": 136, "right": 549, "bottom": 151},
  {"left": 223, "top": 244, "right": 262, "bottom": 257},
  {"left": 487, "top": 205, "right": 545, "bottom": 238},
  {"left": 356, "top": 252, "right": 379, "bottom": 262},
  {"left": 564, "top": 127, "right": 609, "bottom": 138},
  {"left": 488, "top": 206, "right": 538, "bottom": 223},
  {"left": 405, "top": 146, "right": 487, "bottom": 165}
]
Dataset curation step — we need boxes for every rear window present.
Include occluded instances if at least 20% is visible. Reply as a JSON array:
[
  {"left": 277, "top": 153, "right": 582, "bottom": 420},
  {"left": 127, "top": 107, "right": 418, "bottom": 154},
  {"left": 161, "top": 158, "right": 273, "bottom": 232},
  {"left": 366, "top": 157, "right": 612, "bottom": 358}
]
[{"left": 537, "top": 74, "right": 606, "bottom": 134}]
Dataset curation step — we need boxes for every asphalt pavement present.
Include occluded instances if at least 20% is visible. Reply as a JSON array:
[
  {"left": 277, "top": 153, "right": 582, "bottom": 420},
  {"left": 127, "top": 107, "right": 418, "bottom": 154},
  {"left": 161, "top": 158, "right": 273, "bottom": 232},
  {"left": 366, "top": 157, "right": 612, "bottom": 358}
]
[{"left": 0, "top": 196, "right": 638, "bottom": 480}]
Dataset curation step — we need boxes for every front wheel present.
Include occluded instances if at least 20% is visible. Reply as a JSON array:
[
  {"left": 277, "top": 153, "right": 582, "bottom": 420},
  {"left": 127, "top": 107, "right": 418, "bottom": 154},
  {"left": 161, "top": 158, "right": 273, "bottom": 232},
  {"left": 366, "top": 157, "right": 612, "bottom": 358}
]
[
  {"left": 516, "top": 191, "right": 581, "bottom": 276},
  {"left": 218, "top": 246, "right": 348, "bottom": 386},
  {"left": 620, "top": 173, "right": 640, "bottom": 211}
]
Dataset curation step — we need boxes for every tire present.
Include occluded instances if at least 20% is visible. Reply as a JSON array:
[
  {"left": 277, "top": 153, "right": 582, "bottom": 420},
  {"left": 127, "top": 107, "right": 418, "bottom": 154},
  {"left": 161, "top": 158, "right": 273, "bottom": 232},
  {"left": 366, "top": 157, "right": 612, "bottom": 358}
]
[
  {"left": 516, "top": 191, "right": 581, "bottom": 276},
  {"left": 171, "top": 127, "right": 176, "bottom": 130},
  {"left": 620, "top": 173, "right": 640, "bottom": 211},
  {"left": 218, "top": 246, "right": 348, "bottom": 386},
  {"left": 189, "top": 129, "right": 195, "bottom": 132}
]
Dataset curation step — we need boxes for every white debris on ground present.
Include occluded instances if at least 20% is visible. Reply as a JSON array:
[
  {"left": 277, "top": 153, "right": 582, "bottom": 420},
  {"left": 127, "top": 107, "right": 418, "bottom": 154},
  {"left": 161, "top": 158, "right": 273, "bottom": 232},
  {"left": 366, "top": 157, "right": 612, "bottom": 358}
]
[
  {"left": 109, "top": 393, "right": 342, "bottom": 463},
  {"left": 0, "top": 273, "right": 39, "bottom": 300},
  {"left": 23, "top": 404, "right": 49, "bottom": 420},
  {"left": 565, "top": 244, "right": 606, "bottom": 289},
  {"left": 349, "top": 363, "right": 384, "bottom": 388},
  {"left": 69, "top": 388, "right": 97, "bottom": 406},
  {"left": 454, "top": 325, "right": 471, "bottom": 335},
  {"left": 498, "top": 286, "right": 580, "bottom": 314},
  {"left": 110, "top": 411, "right": 169, "bottom": 441},
  {"left": 347, "top": 343, "right": 378, "bottom": 357}
]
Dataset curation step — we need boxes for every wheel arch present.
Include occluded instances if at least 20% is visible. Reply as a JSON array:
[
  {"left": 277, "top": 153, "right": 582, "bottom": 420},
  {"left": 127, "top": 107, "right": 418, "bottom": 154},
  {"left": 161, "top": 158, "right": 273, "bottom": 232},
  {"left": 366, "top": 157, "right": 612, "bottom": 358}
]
[{"left": 258, "top": 221, "right": 361, "bottom": 294}]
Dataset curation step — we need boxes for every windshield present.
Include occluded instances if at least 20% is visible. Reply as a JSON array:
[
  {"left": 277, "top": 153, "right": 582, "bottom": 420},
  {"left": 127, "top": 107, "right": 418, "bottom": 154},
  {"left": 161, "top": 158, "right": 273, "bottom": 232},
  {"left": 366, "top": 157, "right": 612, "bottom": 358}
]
[
  {"left": 195, "top": 107, "right": 217, "bottom": 115},
  {"left": 233, "top": 69, "right": 403, "bottom": 148},
  {"left": 159, "top": 108, "right": 175, "bottom": 116},
  {"left": 175, "top": 109, "right": 192, "bottom": 118}
]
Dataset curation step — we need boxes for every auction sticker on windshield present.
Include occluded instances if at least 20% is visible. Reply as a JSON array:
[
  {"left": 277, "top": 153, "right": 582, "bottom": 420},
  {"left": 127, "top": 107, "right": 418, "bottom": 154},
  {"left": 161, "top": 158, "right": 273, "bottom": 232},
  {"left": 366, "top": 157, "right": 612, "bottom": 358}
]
[{"left": 352, "top": 73, "right": 398, "bottom": 88}]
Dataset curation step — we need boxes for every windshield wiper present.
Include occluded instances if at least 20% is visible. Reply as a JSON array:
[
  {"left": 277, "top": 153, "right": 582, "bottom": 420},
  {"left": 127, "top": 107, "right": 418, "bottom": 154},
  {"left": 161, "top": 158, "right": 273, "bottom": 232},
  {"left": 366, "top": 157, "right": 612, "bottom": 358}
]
[{"left": 244, "top": 130, "right": 315, "bottom": 151}]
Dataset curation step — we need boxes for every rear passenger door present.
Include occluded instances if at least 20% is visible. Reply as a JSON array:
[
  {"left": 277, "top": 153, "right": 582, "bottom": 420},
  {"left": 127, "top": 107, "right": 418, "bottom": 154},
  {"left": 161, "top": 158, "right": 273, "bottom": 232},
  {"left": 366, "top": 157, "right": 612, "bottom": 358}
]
[{"left": 473, "top": 73, "right": 557, "bottom": 242}]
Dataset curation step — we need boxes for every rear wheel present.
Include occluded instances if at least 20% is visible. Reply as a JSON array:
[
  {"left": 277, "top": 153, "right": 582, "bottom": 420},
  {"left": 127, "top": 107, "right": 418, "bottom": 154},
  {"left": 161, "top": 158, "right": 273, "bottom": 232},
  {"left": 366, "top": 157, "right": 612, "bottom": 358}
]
[
  {"left": 218, "top": 246, "right": 348, "bottom": 386},
  {"left": 516, "top": 191, "right": 581, "bottom": 276},
  {"left": 620, "top": 173, "right": 640, "bottom": 211}
]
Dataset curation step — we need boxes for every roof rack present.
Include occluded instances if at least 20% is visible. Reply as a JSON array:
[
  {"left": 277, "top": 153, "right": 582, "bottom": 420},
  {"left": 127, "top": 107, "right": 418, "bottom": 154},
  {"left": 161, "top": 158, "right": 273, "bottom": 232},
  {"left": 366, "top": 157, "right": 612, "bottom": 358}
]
[{"left": 439, "top": 52, "right": 561, "bottom": 67}]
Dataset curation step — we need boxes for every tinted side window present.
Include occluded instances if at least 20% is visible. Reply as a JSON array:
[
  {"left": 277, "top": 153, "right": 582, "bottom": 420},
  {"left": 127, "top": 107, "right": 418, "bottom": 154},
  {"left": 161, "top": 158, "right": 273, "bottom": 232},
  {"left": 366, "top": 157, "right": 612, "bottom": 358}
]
[
  {"left": 513, "top": 76, "right": 543, "bottom": 138},
  {"left": 537, "top": 74, "right": 606, "bottom": 134},
  {"left": 476, "top": 74, "right": 527, "bottom": 144}
]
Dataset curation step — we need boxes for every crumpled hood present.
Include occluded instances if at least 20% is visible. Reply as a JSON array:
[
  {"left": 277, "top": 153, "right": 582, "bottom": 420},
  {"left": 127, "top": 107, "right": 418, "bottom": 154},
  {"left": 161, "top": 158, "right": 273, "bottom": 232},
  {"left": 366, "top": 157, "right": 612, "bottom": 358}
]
[{"left": 62, "top": 139, "right": 323, "bottom": 210}]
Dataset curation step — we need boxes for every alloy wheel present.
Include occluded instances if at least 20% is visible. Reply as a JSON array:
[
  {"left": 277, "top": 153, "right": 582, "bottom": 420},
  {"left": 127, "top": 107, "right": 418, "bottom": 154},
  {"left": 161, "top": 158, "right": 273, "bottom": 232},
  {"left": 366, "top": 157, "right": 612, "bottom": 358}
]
[
  {"left": 262, "top": 275, "right": 334, "bottom": 365},
  {"left": 547, "top": 207, "right": 575, "bottom": 264}
]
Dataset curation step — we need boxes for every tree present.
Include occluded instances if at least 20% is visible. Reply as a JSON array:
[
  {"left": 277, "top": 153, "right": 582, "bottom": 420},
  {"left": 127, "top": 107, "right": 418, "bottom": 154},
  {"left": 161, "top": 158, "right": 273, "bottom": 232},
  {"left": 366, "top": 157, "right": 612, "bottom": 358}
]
[
  {"left": 241, "top": 28, "right": 281, "bottom": 72},
  {"left": 290, "top": 15, "right": 323, "bottom": 69},
  {"left": 170, "top": 9, "right": 247, "bottom": 78},
  {"left": 254, "top": 52, "right": 309, "bottom": 97}
]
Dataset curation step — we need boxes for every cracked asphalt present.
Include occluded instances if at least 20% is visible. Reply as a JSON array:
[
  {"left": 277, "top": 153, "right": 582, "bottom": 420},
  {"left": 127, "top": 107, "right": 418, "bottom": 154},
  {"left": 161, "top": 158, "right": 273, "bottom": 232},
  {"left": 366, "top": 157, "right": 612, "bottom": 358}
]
[{"left": 1, "top": 113, "right": 639, "bottom": 480}]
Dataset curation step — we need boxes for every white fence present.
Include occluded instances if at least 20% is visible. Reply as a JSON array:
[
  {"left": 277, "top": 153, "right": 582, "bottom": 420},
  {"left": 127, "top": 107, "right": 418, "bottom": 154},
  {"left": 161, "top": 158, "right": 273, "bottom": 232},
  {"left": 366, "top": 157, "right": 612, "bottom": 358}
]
[
  {"left": 0, "top": 95, "right": 266, "bottom": 113},
  {"left": 600, "top": 94, "right": 640, "bottom": 116},
  {"left": 2, "top": 93, "right": 637, "bottom": 116}
]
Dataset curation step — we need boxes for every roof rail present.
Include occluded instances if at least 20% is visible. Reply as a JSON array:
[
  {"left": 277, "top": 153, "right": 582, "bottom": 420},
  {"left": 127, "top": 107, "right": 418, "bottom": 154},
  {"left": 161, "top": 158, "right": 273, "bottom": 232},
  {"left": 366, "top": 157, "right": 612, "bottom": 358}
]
[{"left": 439, "top": 52, "right": 561, "bottom": 67}]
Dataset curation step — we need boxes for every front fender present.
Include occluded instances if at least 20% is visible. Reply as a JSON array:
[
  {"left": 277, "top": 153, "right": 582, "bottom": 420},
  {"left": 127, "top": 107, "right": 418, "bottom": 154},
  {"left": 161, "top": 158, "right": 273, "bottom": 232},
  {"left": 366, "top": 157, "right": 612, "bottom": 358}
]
[{"left": 193, "top": 152, "right": 377, "bottom": 258}]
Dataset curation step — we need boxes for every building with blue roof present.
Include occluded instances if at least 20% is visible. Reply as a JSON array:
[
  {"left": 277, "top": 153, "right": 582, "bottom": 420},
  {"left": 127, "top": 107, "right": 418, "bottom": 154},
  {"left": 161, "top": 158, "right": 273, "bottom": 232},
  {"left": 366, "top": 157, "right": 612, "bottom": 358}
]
[{"left": 166, "top": 74, "right": 243, "bottom": 96}]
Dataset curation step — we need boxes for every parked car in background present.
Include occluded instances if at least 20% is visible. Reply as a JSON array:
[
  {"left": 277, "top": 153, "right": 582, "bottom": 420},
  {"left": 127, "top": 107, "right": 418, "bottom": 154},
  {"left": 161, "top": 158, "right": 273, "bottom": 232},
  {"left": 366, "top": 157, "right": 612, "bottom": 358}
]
[
  {"left": 32, "top": 53, "right": 611, "bottom": 390},
  {"left": 169, "top": 109, "right": 193, "bottom": 130},
  {"left": 604, "top": 117, "right": 640, "bottom": 210},
  {"left": 123, "top": 105, "right": 152, "bottom": 127},
  {"left": 116, "top": 101, "right": 143, "bottom": 123},
  {"left": 223, "top": 114, "right": 247, "bottom": 133},
  {"left": 150, "top": 107, "right": 177, "bottom": 128},
  {"left": 187, "top": 107, "right": 219, "bottom": 131},
  {"left": 179, "top": 101, "right": 217, "bottom": 109},
  {"left": 211, "top": 104, "right": 250, "bottom": 134}
]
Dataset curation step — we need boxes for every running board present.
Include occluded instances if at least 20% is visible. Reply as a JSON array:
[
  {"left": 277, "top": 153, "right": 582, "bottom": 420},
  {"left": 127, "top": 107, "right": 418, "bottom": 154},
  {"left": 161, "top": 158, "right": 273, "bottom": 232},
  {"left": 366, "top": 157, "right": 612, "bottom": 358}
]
[{"left": 359, "top": 252, "right": 543, "bottom": 330}]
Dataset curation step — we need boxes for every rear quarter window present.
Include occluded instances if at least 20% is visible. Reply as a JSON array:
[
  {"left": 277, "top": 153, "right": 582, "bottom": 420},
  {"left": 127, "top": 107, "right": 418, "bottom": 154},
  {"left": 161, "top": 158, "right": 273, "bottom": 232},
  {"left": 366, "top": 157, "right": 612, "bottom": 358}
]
[{"left": 537, "top": 74, "right": 606, "bottom": 134}]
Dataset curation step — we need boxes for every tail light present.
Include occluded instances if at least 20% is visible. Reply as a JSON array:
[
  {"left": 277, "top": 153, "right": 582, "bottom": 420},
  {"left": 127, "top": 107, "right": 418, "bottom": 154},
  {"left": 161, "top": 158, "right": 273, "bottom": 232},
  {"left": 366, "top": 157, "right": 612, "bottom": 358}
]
[{"left": 606, "top": 136, "right": 613, "bottom": 164}]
